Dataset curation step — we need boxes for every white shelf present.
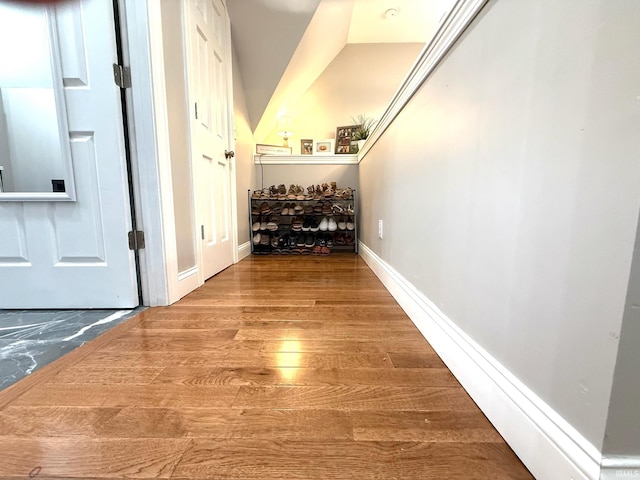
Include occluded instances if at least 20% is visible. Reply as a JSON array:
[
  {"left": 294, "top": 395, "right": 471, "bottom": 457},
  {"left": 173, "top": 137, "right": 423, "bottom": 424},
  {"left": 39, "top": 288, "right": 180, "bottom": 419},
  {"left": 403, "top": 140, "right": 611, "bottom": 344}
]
[{"left": 253, "top": 154, "right": 358, "bottom": 165}]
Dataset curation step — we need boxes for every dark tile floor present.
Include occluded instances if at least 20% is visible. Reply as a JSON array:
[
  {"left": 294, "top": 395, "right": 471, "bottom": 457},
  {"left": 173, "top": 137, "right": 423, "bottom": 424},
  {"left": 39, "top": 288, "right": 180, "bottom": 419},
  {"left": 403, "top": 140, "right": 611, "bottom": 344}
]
[{"left": 0, "top": 308, "right": 142, "bottom": 390}]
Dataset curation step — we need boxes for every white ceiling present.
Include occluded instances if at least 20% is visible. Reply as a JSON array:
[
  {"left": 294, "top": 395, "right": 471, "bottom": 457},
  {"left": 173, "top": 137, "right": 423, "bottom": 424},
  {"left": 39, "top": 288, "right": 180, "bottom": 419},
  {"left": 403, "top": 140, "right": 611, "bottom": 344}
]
[{"left": 227, "top": 0, "right": 455, "bottom": 135}]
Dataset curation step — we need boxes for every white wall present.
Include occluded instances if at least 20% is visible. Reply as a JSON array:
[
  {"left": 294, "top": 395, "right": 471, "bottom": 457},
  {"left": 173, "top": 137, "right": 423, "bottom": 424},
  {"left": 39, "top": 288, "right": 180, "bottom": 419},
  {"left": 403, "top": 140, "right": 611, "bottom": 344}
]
[
  {"left": 160, "top": 0, "right": 197, "bottom": 273},
  {"left": 602, "top": 208, "right": 640, "bottom": 459},
  {"left": 232, "top": 45, "right": 255, "bottom": 248},
  {"left": 260, "top": 43, "right": 423, "bottom": 153},
  {"left": 359, "top": 0, "right": 640, "bottom": 450}
]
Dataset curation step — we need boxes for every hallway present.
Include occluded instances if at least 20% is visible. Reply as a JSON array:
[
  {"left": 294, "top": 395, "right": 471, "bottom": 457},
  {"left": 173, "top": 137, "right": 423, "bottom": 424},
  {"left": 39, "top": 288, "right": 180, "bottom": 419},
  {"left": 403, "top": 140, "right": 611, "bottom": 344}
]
[{"left": 0, "top": 255, "right": 533, "bottom": 479}]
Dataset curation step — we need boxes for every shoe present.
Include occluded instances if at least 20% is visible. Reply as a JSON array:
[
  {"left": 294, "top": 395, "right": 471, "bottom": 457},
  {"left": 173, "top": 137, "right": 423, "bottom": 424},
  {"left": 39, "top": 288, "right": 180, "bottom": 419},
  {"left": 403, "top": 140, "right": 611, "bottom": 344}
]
[
  {"left": 260, "top": 202, "right": 271, "bottom": 214},
  {"left": 252, "top": 221, "right": 260, "bottom": 232},
  {"left": 309, "top": 217, "right": 319, "bottom": 232},
  {"left": 260, "top": 233, "right": 270, "bottom": 245},
  {"left": 252, "top": 233, "right": 261, "bottom": 244},
  {"left": 291, "top": 216, "right": 303, "bottom": 231},
  {"left": 318, "top": 233, "right": 327, "bottom": 247},
  {"left": 319, "top": 217, "right": 328, "bottom": 231},
  {"left": 334, "top": 232, "right": 345, "bottom": 245},
  {"left": 281, "top": 203, "right": 289, "bottom": 216},
  {"left": 304, "top": 204, "right": 313, "bottom": 215},
  {"left": 272, "top": 202, "right": 283, "bottom": 215},
  {"left": 346, "top": 217, "right": 354, "bottom": 231},
  {"left": 304, "top": 234, "right": 315, "bottom": 248},
  {"left": 346, "top": 204, "right": 354, "bottom": 215},
  {"left": 266, "top": 219, "right": 279, "bottom": 231},
  {"left": 302, "top": 217, "right": 311, "bottom": 232},
  {"left": 328, "top": 217, "right": 337, "bottom": 232},
  {"left": 326, "top": 234, "right": 334, "bottom": 247},
  {"left": 260, "top": 220, "right": 268, "bottom": 230},
  {"left": 337, "top": 217, "right": 346, "bottom": 230},
  {"left": 296, "top": 235, "right": 305, "bottom": 247}
]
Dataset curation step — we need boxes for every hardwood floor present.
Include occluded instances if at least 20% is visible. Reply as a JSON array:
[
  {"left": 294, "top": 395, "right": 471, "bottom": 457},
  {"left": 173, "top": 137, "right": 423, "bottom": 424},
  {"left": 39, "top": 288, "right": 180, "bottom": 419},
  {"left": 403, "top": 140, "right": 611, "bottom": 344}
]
[{"left": 0, "top": 254, "right": 533, "bottom": 479}]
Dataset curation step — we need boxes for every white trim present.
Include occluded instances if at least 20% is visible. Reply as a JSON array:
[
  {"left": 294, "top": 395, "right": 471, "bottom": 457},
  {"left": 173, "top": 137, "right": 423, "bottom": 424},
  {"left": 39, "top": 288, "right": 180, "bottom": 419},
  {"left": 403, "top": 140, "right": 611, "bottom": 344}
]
[
  {"left": 600, "top": 457, "right": 640, "bottom": 480},
  {"left": 357, "top": 0, "right": 489, "bottom": 161},
  {"left": 238, "top": 241, "right": 251, "bottom": 260},
  {"left": 358, "top": 241, "right": 603, "bottom": 480},
  {"left": 254, "top": 154, "right": 358, "bottom": 165},
  {"left": 120, "top": 0, "right": 171, "bottom": 306}
]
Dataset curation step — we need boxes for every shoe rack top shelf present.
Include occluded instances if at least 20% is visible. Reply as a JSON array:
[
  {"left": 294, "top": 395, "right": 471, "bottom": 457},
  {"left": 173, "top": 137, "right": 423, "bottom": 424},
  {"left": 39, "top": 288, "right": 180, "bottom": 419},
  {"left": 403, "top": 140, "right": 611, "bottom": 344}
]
[{"left": 253, "top": 155, "right": 358, "bottom": 165}]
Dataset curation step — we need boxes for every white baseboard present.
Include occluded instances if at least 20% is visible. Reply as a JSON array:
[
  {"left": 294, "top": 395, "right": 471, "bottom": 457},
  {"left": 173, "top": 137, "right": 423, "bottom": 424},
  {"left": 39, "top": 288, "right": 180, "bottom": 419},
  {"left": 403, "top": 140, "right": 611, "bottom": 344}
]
[
  {"left": 600, "top": 457, "right": 640, "bottom": 480},
  {"left": 358, "top": 241, "right": 602, "bottom": 480},
  {"left": 237, "top": 241, "right": 251, "bottom": 261}
]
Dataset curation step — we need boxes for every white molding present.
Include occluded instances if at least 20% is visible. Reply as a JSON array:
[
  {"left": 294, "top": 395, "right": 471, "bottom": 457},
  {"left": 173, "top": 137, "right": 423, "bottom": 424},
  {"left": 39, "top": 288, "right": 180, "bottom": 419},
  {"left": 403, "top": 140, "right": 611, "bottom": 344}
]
[
  {"left": 121, "top": 0, "right": 171, "bottom": 306},
  {"left": 358, "top": 241, "right": 603, "bottom": 480},
  {"left": 254, "top": 154, "right": 358, "bottom": 165},
  {"left": 357, "top": 0, "right": 489, "bottom": 161},
  {"left": 600, "top": 457, "right": 640, "bottom": 480},
  {"left": 238, "top": 241, "right": 251, "bottom": 260}
]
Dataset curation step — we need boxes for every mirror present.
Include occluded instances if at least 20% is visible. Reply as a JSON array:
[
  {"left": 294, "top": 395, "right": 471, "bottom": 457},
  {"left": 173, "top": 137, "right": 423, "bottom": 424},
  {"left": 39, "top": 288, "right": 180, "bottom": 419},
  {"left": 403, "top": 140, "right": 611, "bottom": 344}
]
[{"left": 0, "top": 3, "right": 75, "bottom": 200}]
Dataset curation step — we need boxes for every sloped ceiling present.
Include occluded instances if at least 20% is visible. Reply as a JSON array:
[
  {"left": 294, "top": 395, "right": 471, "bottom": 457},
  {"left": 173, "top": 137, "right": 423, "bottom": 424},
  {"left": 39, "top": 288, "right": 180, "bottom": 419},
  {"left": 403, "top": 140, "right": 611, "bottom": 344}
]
[
  {"left": 226, "top": 0, "right": 321, "bottom": 130},
  {"left": 227, "top": 0, "right": 456, "bottom": 136}
]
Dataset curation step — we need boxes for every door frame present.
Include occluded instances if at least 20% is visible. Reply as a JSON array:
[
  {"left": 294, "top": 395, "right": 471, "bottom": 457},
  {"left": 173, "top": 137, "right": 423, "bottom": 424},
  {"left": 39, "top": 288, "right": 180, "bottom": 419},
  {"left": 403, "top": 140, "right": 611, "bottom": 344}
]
[{"left": 118, "top": 0, "right": 239, "bottom": 306}]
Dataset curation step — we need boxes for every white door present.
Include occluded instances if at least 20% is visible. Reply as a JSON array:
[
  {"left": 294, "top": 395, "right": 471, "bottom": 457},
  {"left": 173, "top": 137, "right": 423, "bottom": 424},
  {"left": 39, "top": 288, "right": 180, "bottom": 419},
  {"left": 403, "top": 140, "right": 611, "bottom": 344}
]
[
  {"left": 0, "top": 1, "right": 138, "bottom": 308},
  {"left": 185, "top": 0, "right": 235, "bottom": 281}
]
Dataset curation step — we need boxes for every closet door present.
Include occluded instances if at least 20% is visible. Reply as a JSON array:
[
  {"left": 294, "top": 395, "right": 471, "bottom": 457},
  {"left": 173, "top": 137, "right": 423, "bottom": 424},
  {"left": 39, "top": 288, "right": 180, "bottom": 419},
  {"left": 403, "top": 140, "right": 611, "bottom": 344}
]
[{"left": 185, "top": 0, "right": 235, "bottom": 281}]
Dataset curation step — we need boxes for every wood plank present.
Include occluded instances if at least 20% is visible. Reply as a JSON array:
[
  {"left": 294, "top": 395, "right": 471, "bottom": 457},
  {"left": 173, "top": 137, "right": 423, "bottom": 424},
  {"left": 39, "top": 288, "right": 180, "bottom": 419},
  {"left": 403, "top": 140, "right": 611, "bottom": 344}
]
[
  {"left": 172, "top": 439, "right": 534, "bottom": 479},
  {"left": 389, "top": 352, "right": 447, "bottom": 368},
  {"left": 47, "top": 366, "right": 164, "bottom": 385},
  {"left": 233, "top": 386, "right": 476, "bottom": 411},
  {"left": 351, "top": 410, "right": 504, "bottom": 442},
  {"left": 0, "top": 438, "right": 191, "bottom": 478},
  {"left": 0, "top": 406, "right": 120, "bottom": 436},
  {"left": 12, "top": 385, "right": 240, "bottom": 408}
]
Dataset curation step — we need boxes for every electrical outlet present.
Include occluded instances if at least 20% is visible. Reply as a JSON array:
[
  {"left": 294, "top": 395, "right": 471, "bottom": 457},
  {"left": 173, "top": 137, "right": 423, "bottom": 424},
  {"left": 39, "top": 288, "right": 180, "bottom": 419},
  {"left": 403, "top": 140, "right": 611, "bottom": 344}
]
[{"left": 378, "top": 220, "right": 383, "bottom": 239}]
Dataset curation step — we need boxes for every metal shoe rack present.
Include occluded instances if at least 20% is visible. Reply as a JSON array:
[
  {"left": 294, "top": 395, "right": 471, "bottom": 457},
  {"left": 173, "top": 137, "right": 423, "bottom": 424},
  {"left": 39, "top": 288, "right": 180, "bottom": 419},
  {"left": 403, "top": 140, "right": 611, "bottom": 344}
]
[{"left": 248, "top": 189, "right": 358, "bottom": 255}]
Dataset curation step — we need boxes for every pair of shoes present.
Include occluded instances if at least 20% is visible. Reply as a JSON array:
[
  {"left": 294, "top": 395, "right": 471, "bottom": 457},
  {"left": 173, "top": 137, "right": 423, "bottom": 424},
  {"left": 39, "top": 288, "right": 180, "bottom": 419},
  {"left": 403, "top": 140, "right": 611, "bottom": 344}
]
[{"left": 319, "top": 217, "right": 337, "bottom": 232}]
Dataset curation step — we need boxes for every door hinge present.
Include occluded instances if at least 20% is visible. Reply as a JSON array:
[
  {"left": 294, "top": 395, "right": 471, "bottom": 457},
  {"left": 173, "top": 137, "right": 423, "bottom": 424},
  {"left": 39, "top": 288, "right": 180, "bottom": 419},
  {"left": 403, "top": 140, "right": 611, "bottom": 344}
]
[
  {"left": 195, "top": 102, "right": 198, "bottom": 119},
  {"left": 113, "top": 63, "right": 132, "bottom": 88},
  {"left": 128, "top": 230, "right": 145, "bottom": 250},
  {"left": 201, "top": 225, "right": 205, "bottom": 240}
]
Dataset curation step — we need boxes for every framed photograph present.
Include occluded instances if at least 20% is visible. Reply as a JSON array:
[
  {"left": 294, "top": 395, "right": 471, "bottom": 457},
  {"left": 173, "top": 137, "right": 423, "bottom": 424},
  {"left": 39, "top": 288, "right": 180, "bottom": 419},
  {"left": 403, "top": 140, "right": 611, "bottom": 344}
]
[
  {"left": 256, "top": 144, "right": 292, "bottom": 155},
  {"left": 313, "top": 139, "right": 335, "bottom": 156},
  {"left": 300, "top": 139, "right": 313, "bottom": 155},
  {"left": 335, "top": 125, "right": 358, "bottom": 153}
]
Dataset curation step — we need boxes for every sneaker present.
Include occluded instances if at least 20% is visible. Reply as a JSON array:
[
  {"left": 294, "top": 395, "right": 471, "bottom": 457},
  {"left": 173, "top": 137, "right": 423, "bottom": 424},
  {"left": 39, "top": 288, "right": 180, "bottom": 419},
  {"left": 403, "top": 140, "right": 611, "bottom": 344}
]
[
  {"left": 302, "top": 217, "right": 311, "bottom": 232},
  {"left": 328, "top": 217, "right": 337, "bottom": 232},
  {"left": 309, "top": 217, "right": 319, "bottom": 232},
  {"left": 305, "top": 234, "right": 315, "bottom": 248},
  {"left": 319, "top": 217, "right": 329, "bottom": 231},
  {"left": 252, "top": 221, "right": 260, "bottom": 232},
  {"left": 252, "top": 233, "right": 261, "bottom": 245}
]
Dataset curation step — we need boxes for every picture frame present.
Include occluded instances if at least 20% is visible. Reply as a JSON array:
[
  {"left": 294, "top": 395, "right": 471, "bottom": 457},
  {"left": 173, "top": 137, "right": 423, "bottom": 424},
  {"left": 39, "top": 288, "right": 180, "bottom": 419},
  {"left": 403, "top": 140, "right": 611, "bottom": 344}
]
[
  {"left": 300, "top": 139, "right": 313, "bottom": 155},
  {"left": 255, "top": 144, "right": 292, "bottom": 155},
  {"left": 313, "top": 139, "right": 335, "bottom": 156},
  {"left": 335, "top": 125, "right": 358, "bottom": 153}
]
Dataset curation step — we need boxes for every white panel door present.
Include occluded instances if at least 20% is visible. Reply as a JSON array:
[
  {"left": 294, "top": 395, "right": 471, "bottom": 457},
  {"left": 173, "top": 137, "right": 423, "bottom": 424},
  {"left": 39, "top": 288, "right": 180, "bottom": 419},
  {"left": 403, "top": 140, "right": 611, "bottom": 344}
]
[
  {"left": 0, "top": 1, "right": 138, "bottom": 308},
  {"left": 186, "top": 0, "right": 234, "bottom": 280}
]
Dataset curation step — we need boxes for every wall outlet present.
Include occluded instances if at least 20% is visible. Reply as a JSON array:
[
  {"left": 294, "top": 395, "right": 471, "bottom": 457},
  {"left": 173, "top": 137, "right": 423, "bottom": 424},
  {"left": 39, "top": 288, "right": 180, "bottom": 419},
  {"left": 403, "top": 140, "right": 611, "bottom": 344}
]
[{"left": 378, "top": 219, "right": 383, "bottom": 239}]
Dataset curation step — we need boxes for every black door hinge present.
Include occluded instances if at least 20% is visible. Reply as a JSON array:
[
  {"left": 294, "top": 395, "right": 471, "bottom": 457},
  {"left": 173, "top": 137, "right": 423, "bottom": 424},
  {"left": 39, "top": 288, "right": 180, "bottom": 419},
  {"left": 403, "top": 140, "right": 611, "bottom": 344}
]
[
  {"left": 128, "top": 230, "right": 145, "bottom": 250},
  {"left": 113, "top": 63, "right": 132, "bottom": 88}
]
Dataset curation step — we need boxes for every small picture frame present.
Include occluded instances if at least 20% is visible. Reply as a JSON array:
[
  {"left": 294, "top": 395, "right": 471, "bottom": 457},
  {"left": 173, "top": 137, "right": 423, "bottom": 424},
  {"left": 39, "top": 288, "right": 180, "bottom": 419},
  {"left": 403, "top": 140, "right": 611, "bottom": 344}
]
[
  {"left": 335, "top": 125, "right": 358, "bottom": 153},
  {"left": 313, "top": 139, "right": 335, "bottom": 155},
  {"left": 300, "top": 139, "right": 313, "bottom": 155},
  {"left": 256, "top": 144, "right": 292, "bottom": 155}
]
